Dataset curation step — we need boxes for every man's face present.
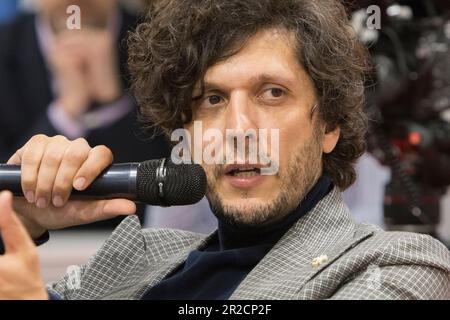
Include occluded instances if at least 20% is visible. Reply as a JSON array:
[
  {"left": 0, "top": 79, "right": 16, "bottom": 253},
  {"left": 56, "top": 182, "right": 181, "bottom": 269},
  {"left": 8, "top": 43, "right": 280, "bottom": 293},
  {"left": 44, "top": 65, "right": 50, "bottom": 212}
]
[
  {"left": 39, "top": 0, "right": 116, "bottom": 31},
  {"left": 186, "top": 29, "right": 340, "bottom": 227}
]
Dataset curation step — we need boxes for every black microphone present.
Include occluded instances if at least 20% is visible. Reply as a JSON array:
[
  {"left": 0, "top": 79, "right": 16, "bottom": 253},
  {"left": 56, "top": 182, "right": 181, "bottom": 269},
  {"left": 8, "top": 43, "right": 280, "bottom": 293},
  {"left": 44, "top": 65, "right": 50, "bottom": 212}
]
[{"left": 0, "top": 158, "right": 207, "bottom": 206}]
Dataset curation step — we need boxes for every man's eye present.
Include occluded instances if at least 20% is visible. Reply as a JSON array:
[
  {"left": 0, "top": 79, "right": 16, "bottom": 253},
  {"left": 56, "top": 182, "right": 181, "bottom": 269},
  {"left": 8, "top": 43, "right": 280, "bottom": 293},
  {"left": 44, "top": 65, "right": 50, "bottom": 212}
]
[
  {"left": 260, "top": 87, "right": 286, "bottom": 101},
  {"left": 269, "top": 88, "right": 284, "bottom": 98},
  {"left": 208, "top": 95, "right": 222, "bottom": 105},
  {"left": 199, "top": 95, "right": 223, "bottom": 109}
]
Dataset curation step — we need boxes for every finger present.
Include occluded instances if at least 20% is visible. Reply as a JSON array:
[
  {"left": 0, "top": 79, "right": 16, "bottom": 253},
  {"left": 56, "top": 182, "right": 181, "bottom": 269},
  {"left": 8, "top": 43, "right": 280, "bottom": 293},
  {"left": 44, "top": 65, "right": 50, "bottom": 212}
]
[
  {"left": 52, "top": 138, "right": 90, "bottom": 207},
  {"left": 57, "top": 43, "right": 85, "bottom": 61},
  {"left": 20, "top": 135, "right": 49, "bottom": 204},
  {"left": 61, "top": 199, "right": 136, "bottom": 226},
  {"left": 73, "top": 145, "right": 113, "bottom": 191},
  {"left": 102, "top": 199, "right": 136, "bottom": 217},
  {"left": 7, "top": 149, "right": 22, "bottom": 165},
  {"left": 57, "top": 33, "right": 91, "bottom": 55},
  {"left": 34, "top": 136, "right": 69, "bottom": 209},
  {"left": 0, "top": 191, "right": 35, "bottom": 254}
]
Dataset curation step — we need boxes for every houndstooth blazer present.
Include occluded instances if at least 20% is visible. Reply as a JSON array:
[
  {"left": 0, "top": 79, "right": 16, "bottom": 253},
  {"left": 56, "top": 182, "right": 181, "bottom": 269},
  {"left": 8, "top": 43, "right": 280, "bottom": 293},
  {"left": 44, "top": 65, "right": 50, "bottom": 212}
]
[{"left": 47, "top": 187, "right": 450, "bottom": 300}]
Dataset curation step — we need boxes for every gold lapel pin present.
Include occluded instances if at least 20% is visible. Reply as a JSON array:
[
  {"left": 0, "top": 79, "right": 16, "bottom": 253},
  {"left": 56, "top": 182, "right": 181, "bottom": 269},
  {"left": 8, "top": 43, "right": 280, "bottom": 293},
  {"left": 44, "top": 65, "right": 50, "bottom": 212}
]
[{"left": 312, "top": 255, "right": 329, "bottom": 268}]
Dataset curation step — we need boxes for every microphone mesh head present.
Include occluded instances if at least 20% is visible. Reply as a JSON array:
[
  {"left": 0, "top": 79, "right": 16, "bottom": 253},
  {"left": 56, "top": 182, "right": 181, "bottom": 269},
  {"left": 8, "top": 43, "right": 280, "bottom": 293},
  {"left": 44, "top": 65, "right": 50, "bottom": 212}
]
[{"left": 136, "top": 159, "right": 207, "bottom": 206}]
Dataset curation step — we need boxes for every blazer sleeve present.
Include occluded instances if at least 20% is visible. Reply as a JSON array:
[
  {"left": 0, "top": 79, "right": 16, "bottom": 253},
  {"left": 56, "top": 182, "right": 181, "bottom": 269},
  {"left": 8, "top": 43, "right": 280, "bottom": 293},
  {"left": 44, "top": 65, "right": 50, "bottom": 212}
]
[
  {"left": 329, "top": 233, "right": 450, "bottom": 300},
  {"left": 329, "top": 264, "right": 450, "bottom": 299}
]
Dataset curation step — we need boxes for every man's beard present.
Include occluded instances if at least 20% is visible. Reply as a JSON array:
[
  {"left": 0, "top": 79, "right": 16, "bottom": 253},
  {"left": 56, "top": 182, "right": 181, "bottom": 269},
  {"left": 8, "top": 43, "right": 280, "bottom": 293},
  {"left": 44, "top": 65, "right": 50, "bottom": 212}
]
[{"left": 205, "top": 127, "right": 324, "bottom": 228}]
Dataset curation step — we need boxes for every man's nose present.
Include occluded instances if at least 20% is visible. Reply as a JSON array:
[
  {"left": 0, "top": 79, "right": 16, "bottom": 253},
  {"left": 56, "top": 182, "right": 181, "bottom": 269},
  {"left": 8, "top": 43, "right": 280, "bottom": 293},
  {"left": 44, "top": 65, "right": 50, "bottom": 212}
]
[{"left": 225, "top": 92, "right": 257, "bottom": 132}]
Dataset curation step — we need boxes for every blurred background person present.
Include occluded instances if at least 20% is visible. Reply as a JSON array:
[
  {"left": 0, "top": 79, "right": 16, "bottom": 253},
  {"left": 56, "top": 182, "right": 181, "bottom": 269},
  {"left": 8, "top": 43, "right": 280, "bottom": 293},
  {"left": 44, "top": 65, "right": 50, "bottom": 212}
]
[{"left": 0, "top": 0, "right": 171, "bottom": 227}]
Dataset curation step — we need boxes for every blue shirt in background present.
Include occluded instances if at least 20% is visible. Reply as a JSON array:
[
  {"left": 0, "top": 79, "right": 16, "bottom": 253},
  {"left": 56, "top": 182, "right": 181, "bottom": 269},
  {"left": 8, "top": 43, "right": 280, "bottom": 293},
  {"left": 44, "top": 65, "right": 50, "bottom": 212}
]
[{"left": 0, "top": 0, "right": 18, "bottom": 24}]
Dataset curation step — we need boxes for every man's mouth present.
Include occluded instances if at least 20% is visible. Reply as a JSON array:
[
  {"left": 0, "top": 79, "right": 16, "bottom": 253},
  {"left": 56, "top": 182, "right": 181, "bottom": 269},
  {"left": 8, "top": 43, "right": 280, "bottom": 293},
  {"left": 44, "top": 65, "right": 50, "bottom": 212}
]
[
  {"left": 223, "top": 164, "right": 267, "bottom": 189},
  {"left": 225, "top": 164, "right": 263, "bottom": 176}
]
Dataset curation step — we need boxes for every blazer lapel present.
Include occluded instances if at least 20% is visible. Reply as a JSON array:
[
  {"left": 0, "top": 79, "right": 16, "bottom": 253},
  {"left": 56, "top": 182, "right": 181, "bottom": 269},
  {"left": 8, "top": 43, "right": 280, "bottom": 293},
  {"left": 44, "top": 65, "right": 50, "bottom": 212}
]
[
  {"left": 230, "top": 187, "right": 374, "bottom": 300},
  {"left": 129, "top": 229, "right": 216, "bottom": 299},
  {"left": 72, "top": 215, "right": 206, "bottom": 299},
  {"left": 74, "top": 215, "right": 147, "bottom": 299}
]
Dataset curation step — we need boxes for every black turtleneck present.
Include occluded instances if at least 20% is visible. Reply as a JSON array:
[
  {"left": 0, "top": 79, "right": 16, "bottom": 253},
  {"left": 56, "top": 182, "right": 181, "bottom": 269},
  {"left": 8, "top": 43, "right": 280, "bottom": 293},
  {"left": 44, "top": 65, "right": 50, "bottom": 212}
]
[{"left": 142, "top": 175, "right": 332, "bottom": 300}]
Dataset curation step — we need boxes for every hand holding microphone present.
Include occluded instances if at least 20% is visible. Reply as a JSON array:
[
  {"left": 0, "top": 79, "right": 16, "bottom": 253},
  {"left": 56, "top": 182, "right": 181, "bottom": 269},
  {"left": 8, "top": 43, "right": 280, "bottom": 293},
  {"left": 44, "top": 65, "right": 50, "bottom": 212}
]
[
  {"left": 1, "top": 135, "right": 206, "bottom": 239},
  {"left": 0, "top": 134, "right": 206, "bottom": 300}
]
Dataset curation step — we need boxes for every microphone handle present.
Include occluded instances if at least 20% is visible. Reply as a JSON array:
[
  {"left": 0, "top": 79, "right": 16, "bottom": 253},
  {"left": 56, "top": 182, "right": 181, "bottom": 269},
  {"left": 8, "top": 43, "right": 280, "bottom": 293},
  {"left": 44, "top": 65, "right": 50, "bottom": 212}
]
[{"left": 0, "top": 163, "right": 139, "bottom": 200}]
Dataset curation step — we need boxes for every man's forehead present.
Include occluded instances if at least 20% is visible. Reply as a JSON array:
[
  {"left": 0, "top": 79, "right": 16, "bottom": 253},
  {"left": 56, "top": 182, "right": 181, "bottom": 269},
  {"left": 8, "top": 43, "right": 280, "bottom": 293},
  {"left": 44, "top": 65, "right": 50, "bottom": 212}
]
[{"left": 197, "top": 28, "right": 303, "bottom": 88}]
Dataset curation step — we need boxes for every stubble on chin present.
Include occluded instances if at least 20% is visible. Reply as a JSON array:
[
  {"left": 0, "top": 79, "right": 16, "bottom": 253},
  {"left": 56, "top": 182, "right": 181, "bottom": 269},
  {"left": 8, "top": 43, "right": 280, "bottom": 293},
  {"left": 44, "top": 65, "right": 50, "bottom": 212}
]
[{"left": 206, "top": 131, "right": 323, "bottom": 228}]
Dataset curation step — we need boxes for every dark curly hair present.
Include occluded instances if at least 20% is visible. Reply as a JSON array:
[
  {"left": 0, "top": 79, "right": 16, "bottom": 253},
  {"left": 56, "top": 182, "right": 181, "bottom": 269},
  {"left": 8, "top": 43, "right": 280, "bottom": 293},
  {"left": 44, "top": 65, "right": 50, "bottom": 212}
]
[{"left": 128, "top": 0, "right": 369, "bottom": 190}]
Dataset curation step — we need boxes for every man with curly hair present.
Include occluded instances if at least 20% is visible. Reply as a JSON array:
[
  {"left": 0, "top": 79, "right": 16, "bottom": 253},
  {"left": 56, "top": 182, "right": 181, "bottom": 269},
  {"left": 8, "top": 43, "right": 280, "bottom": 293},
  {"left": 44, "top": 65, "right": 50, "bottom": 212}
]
[{"left": 0, "top": 0, "right": 448, "bottom": 300}]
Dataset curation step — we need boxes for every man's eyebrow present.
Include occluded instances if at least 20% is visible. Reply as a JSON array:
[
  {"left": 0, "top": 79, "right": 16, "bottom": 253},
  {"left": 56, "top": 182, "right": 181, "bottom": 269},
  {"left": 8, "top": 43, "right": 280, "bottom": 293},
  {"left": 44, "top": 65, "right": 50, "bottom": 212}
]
[
  {"left": 194, "top": 73, "right": 297, "bottom": 95},
  {"left": 200, "top": 81, "right": 225, "bottom": 92},
  {"left": 252, "top": 73, "right": 297, "bottom": 87},
  {"left": 191, "top": 82, "right": 225, "bottom": 100}
]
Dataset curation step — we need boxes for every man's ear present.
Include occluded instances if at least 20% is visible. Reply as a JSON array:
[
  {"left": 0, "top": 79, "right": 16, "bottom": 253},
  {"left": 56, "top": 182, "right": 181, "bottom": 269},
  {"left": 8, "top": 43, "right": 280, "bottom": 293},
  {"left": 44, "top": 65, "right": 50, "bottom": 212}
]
[{"left": 322, "top": 125, "right": 340, "bottom": 154}]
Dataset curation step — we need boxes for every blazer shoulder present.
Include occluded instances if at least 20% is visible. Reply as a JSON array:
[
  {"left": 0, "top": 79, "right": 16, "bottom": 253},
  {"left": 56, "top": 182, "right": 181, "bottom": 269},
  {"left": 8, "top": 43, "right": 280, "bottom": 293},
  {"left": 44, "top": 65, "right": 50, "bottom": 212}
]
[{"left": 356, "top": 223, "right": 450, "bottom": 272}]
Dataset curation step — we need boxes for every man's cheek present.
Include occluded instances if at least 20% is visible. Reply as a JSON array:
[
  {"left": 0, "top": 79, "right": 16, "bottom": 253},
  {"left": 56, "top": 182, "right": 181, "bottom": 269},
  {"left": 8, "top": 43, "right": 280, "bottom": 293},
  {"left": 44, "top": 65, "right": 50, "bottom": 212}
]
[{"left": 204, "top": 164, "right": 220, "bottom": 184}]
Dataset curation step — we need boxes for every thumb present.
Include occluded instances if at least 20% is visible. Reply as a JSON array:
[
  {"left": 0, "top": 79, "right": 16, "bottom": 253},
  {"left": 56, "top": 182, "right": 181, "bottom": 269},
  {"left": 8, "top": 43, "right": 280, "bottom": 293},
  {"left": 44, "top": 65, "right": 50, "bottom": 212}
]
[{"left": 0, "top": 191, "right": 34, "bottom": 254}]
